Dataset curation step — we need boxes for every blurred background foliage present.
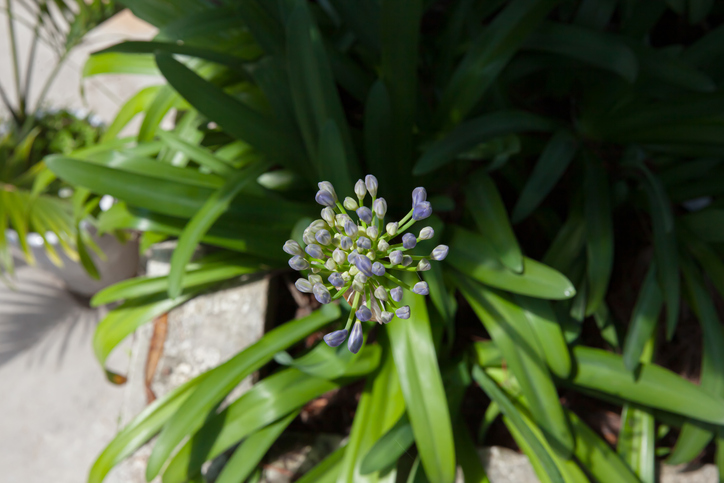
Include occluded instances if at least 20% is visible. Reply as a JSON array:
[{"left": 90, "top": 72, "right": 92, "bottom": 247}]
[
  {"left": 40, "top": 0, "right": 724, "bottom": 481},
  {"left": 0, "top": 0, "right": 118, "bottom": 277}
]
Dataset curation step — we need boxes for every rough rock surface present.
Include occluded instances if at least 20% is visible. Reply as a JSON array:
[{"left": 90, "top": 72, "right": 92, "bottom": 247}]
[{"left": 106, "top": 249, "right": 269, "bottom": 482}]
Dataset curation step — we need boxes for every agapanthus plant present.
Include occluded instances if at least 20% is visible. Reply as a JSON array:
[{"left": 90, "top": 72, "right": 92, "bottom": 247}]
[{"left": 283, "top": 175, "right": 448, "bottom": 353}]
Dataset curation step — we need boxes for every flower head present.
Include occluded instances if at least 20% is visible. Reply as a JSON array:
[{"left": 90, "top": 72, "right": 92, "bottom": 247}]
[
  {"left": 318, "top": 181, "right": 337, "bottom": 201},
  {"left": 419, "top": 227, "right": 434, "bottom": 240},
  {"left": 412, "top": 187, "right": 427, "bottom": 206},
  {"left": 373, "top": 198, "right": 387, "bottom": 218},
  {"left": 315, "top": 190, "right": 336, "bottom": 207},
  {"left": 356, "top": 206, "right": 373, "bottom": 224},
  {"left": 412, "top": 201, "right": 432, "bottom": 220},
  {"left": 402, "top": 233, "right": 417, "bottom": 249},
  {"left": 324, "top": 329, "right": 348, "bottom": 347},
  {"left": 412, "top": 281, "right": 429, "bottom": 296},
  {"left": 284, "top": 175, "right": 444, "bottom": 353},
  {"left": 283, "top": 240, "right": 303, "bottom": 256},
  {"left": 365, "top": 175, "right": 378, "bottom": 197},
  {"left": 432, "top": 244, "right": 449, "bottom": 261},
  {"left": 354, "top": 179, "right": 366, "bottom": 200},
  {"left": 348, "top": 321, "right": 363, "bottom": 353},
  {"left": 343, "top": 197, "right": 358, "bottom": 211},
  {"left": 295, "top": 278, "right": 313, "bottom": 293},
  {"left": 321, "top": 206, "right": 334, "bottom": 222}
]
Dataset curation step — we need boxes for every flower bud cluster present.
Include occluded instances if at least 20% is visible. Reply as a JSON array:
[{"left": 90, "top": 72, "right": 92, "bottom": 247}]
[{"left": 283, "top": 175, "right": 448, "bottom": 354}]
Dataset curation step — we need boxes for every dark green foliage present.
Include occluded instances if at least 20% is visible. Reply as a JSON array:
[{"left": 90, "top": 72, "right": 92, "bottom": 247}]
[{"left": 47, "top": 0, "right": 724, "bottom": 481}]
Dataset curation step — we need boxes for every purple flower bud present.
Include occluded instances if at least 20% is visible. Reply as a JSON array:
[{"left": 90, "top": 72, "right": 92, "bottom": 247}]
[
  {"left": 356, "top": 305, "right": 372, "bottom": 322},
  {"left": 354, "top": 254, "right": 374, "bottom": 277},
  {"left": 419, "top": 227, "right": 434, "bottom": 240},
  {"left": 380, "top": 311, "right": 394, "bottom": 324},
  {"left": 333, "top": 248, "right": 345, "bottom": 265},
  {"left": 324, "top": 329, "right": 348, "bottom": 347},
  {"left": 412, "top": 187, "right": 427, "bottom": 206},
  {"left": 328, "top": 272, "right": 345, "bottom": 287},
  {"left": 321, "top": 207, "right": 335, "bottom": 225},
  {"left": 347, "top": 250, "right": 359, "bottom": 264},
  {"left": 412, "top": 281, "right": 429, "bottom": 295},
  {"left": 295, "top": 278, "right": 313, "bottom": 293},
  {"left": 417, "top": 259, "right": 431, "bottom": 271},
  {"left": 340, "top": 236, "right": 353, "bottom": 250},
  {"left": 377, "top": 239, "right": 390, "bottom": 251},
  {"left": 315, "top": 190, "right": 336, "bottom": 207},
  {"left": 318, "top": 181, "right": 337, "bottom": 201},
  {"left": 374, "top": 286, "right": 388, "bottom": 301},
  {"left": 396, "top": 306, "right": 411, "bottom": 319},
  {"left": 313, "top": 283, "right": 331, "bottom": 304},
  {"left": 348, "top": 321, "right": 363, "bottom": 353},
  {"left": 390, "top": 286, "right": 403, "bottom": 302},
  {"left": 356, "top": 236, "right": 372, "bottom": 250},
  {"left": 315, "top": 229, "right": 332, "bottom": 246},
  {"left": 402, "top": 233, "right": 417, "bottom": 249},
  {"left": 402, "top": 255, "right": 413, "bottom": 267},
  {"left": 365, "top": 175, "right": 378, "bottom": 197},
  {"left": 289, "top": 256, "right": 310, "bottom": 271},
  {"left": 283, "top": 240, "right": 303, "bottom": 256},
  {"left": 373, "top": 198, "right": 387, "bottom": 218},
  {"left": 389, "top": 250, "right": 403, "bottom": 265},
  {"left": 355, "top": 179, "right": 367, "bottom": 200},
  {"left": 432, "top": 244, "right": 449, "bottom": 261},
  {"left": 305, "top": 244, "right": 325, "bottom": 260},
  {"left": 356, "top": 207, "right": 373, "bottom": 224},
  {"left": 412, "top": 201, "right": 432, "bottom": 220},
  {"left": 343, "top": 197, "right": 358, "bottom": 211},
  {"left": 344, "top": 219, "right": 358, "bottom": 237},
  {"left": 372, "top": 262, "right": 386, "bottom": 276},
  {"left": 386, "top": 222, "right": 398, "bottom": 237}
]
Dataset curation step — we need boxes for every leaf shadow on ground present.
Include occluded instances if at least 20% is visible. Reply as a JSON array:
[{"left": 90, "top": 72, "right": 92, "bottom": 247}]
[{"left": 0, "top": 263, "right": 103, "bottom": 367}]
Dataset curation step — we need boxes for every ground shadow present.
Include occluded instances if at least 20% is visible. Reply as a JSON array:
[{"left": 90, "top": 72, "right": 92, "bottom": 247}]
[{"left": 0, "top": 265, "right": 101, "bottom": 367}]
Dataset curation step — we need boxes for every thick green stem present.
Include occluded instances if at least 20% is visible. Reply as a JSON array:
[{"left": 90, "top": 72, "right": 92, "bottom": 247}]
[
  {"left": 382, "top": 264, "right": 419, "bottom": 272},
  {"left": 344, "top": 291, "right": 361, "bottom": 331},
  {"left": 399, "top": 217, "right": 417, "bottom": 234},
  {"left": 332, "top": 281, "right": 352, "bottom": 300},
  {"left": 384, "top": 271, "right": 412, "bottom": 290},
  {"left": 398, "top": 208, "right": 414, "bottom": 227}
]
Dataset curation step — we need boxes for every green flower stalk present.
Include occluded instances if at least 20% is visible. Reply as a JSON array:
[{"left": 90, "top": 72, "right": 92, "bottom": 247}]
[{"left": 283, "top": 175, "right": 448, "bottom": 353}]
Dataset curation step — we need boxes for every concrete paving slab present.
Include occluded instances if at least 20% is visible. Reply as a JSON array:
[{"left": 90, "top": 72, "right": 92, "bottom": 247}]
[{"left": 0, "top": 265, "right": 129, "bottom": 483}]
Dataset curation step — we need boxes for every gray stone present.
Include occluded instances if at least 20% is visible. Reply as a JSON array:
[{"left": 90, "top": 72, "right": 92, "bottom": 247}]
[
  {"left": 259, "top": 433, "right": 346, "bottom": 483},
  {"left": 477, "top": 446, "right": 539, "bottom": 483},
  {"left": 456, "top": 447, "right": 719, "bottom": 483},
  {"left": 661, "top": 463, "right": 718, "bottom": 483},
  {"left": 107, "top": 262, "right": 269, "bottom": 483}
]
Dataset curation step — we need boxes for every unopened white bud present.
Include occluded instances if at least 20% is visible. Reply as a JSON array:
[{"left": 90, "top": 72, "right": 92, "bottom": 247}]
[
  {"left": 355, "top": 179, "right": 366, "bottom": 200},
  {"left": 343, "top": 196, "right": 358, "bottom": 211}
]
